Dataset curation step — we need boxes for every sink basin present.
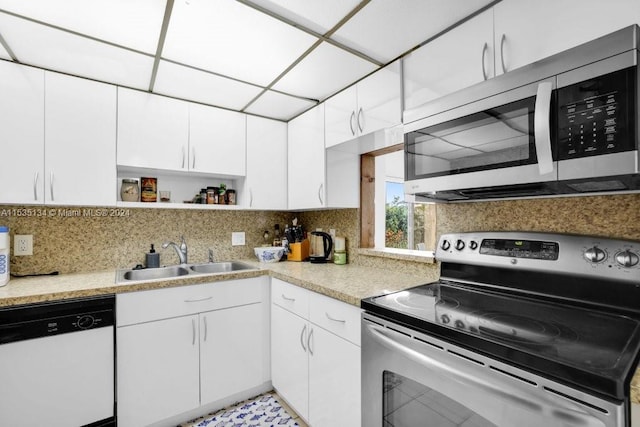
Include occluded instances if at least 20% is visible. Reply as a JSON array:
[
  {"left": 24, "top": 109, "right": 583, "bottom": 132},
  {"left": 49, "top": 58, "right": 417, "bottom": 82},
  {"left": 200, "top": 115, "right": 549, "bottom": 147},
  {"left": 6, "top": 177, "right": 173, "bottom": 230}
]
[
  {"left": 119, "top": 265, "right": 190, "bottom": 281},
  {"left": 189, "top": 261, "right": 255, "bottom": 274}
]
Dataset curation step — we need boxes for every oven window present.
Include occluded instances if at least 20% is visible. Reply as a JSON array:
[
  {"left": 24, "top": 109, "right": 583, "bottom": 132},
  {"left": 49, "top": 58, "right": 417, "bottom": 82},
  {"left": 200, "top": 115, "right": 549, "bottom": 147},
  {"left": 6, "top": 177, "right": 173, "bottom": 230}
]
[{"left": 383, "top": 371, "right": 496, "bottom": 427}]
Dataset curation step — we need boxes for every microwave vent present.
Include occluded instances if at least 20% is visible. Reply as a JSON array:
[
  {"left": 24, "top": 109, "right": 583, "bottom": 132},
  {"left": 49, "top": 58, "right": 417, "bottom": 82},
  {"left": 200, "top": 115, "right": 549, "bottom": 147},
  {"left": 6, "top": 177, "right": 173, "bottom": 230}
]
[{"left": 566, "top": 180, "right": 628, "bottom": 192}]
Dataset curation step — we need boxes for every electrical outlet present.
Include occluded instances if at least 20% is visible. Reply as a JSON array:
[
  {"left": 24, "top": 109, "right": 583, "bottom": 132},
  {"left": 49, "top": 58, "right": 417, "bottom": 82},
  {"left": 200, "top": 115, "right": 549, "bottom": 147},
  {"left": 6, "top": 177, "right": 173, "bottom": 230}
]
[
  {"left": 14, "top": 234, "right": 33, "bottom": 256},
  {"left": 231, "top": 232, "right": 245, "bottom": 246}
]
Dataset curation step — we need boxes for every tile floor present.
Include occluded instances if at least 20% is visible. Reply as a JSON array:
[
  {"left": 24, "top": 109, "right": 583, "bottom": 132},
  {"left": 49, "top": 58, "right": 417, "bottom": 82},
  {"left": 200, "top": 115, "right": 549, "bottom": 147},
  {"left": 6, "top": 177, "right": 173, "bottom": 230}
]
[{"left": 179, "top": 391, "right": 308, "bottom": 427}]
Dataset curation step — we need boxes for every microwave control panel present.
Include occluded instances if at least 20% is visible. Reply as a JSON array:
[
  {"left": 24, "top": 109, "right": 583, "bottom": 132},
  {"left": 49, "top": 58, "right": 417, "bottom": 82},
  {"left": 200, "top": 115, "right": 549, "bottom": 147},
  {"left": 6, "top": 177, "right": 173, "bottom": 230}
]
[{"left": 557, "top": 67, "right": 635, "bottom": 160}]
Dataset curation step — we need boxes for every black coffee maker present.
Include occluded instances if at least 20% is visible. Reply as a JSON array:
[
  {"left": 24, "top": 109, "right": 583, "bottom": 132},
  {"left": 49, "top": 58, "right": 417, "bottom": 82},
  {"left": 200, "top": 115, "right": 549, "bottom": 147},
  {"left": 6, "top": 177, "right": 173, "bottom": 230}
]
[{"left": 309, "top": 231, "right": 333, "bottom": 264}]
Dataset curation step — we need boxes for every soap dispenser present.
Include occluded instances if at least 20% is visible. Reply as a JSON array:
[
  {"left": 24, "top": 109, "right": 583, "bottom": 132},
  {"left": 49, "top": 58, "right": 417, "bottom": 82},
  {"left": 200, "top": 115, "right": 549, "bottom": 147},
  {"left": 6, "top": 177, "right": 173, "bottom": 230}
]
[{"left": 145, "top": 244, "right": 160, "bottom": 268}]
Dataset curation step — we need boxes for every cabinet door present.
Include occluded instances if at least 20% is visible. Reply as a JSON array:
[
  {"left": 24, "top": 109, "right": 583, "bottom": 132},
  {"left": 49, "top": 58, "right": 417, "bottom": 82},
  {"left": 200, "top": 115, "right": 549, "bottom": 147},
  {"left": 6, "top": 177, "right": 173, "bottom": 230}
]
[
  {"left": 326, "top": 148, "right": 359, "bottom": 208},
  {"left": 200, "top": 303, "right": 266, "bottom": 404},
  {"left": 271, "top": 304, "right": 309, "bottom": 421},
  {"left": 189, "top": 103, "right": 246, "bottom": 176},
  {"left": 308, "top": 325, "right": 361, "bottom": 427},
  {"left": 356, "top": 61, "right": 401, "bottom": 136},
  {"left": 245, "top": 116, "right": 287, "bottom": 209},
  {"left": 325, "top": 86, "right": 357, "bottom": 148},
  {"left": 404, "top": 9, "right": 494, "bottom": 111},
  {"left": 0, "top": 61, "right": 44, "bottom": 204},
  {"left": 494, "top": 0, "right": 640, "bottom": 75},
  {"left": 117, "top": 315, "right": 200, "bottom": 427},
  {"left": 288, "top": 104, "right": 325, "bottom": 210},
  {"left": 117, "top": 87, "right": 188, "bottom": 170},
  {"left": 44, "top": 72, "right": 116, "bottom": 206}
]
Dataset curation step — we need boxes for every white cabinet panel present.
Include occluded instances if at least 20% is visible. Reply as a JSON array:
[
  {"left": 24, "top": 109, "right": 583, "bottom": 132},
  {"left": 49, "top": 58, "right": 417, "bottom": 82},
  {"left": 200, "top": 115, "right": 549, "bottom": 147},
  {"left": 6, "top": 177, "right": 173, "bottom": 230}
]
[
  {"left": 326, "top": 148, "right": 359, "bottom": 208},
  {"left": 271, "top": 303, "right": 310, "bottom": 421},
  {"left": 0, "top": 61, "right": 44, "bottom": 204},
  {"left": 288, "top": 104, "right": 326, "bottom": 210},
  {"left": 117, "top": 87, "right": 189, "bottom": 170},
  {"left": 44, "top": 72, "right": 116, "bottom": 206},
  {"left": 404, "top": 9, "right": 494, "bottom": 111},
  {"left": 494, "top": 0, "right": 640, "bottom": 75},
  {"left": 325, "top": 86, "right": 358, "bottom": 148},
  {"left": 245, "top": 116, "right": 287, "bottom": 209},
  {"left": 117, "top": 315, "right": 200, "bottom": 427},
  {"left": 189, "top": 103, "right": 246, "bottom": 176},
  {"left": 200, "top": 303, "right": 265, "bottom": 404}
]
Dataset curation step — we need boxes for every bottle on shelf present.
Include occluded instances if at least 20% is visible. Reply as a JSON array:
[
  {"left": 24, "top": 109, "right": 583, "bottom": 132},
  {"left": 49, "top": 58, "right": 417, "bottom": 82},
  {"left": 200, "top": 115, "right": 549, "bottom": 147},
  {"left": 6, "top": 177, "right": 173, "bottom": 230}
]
[{"left": 273, "top": 224, "right": 282, "bottom": 247}]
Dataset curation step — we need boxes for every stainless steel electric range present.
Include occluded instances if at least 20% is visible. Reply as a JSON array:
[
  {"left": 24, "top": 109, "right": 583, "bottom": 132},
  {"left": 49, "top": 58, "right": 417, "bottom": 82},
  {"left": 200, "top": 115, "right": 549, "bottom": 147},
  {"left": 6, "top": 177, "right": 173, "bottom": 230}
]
[{"left": 362, "top": 232, "right": 640, "bottom": 427}]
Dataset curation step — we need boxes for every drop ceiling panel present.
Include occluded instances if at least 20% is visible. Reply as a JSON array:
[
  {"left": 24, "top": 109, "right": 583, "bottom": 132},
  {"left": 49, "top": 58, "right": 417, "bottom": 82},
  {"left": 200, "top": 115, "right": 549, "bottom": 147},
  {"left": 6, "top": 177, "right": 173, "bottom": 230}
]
[
  {"left": 273, "top": 41, "right": 377, "bottom": 100},
  {"left": 163, "top": 0, "right": 318, "bottom": 87},
  {"left": 331, "top": 0, "right": 495, "bottom": 63},
  {"left": 0, "top": 0, "right": 164, "bottom": 54},
  {"left": 154, "top": 60, "right": 263, "bottom": 111},
  {"left": 0, "top": 13, "right": 153, "bottom": 89},
  {"left": 244, "top": 90, "right": 316, "bottom": 121},
  {"left": 247, "top": 0, "right": 362, "bottom": 34}
]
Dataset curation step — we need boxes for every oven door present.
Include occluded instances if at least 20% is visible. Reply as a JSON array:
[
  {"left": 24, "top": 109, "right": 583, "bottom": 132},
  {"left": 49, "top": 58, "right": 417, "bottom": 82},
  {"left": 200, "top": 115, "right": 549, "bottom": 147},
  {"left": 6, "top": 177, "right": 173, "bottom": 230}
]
[
  {"left": 362, "top": 314, "right": 625, "bottom": 427},
  {"left": 404, "top": 78, "right": 557, "bottom": 199}
]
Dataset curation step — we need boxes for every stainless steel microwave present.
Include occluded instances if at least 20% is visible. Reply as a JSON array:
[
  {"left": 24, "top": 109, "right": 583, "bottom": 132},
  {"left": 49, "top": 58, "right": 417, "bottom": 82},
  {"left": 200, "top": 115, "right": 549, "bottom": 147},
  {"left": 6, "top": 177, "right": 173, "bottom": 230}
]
[{"left": 404, "top": 25, "right": 640, "bottom": 202}]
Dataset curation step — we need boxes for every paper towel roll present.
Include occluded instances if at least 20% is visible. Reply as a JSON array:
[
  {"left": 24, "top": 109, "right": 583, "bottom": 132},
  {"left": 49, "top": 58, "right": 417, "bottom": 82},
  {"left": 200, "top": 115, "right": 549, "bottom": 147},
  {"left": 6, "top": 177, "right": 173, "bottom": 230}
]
[{"left": 335, "top": 236, "right": 346, "bottom": 251}]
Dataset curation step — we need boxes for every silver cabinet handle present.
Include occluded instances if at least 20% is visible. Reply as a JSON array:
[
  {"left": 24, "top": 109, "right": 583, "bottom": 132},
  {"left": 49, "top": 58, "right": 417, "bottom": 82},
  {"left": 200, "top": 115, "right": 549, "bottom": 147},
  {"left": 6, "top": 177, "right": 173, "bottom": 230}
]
[
  {"left": 534, "top": 81, "right": 554, "bottom": 176},
  {"left": 49, "top": 172, "right": 54, "bottom": 201},
  {"left": 307, "top": 327, "right": 314, "bottom": 356},
  {"left": 500, "top": 33, "right": 507, "bottom": 74},
  {"left": 191, "top": 146, "right": 196, "bottom": 169},
  {"left": 481, "top": 42, "right": 488, "bottom": 81},
  {"left": 349, "top": 111, "right": 356, "bottom": 136},
  {"left": 300, "top": 324, "right": 307, "bottom": 352},
  {"left": 191, "top": 318, "right": 196, "bottom": 346},
  {"left": 325, "top": 312, "right": 346, "bottom": 323},
  {"left": 184, "top": 296, "right": 213, "bottom": 303},
  {"left": 181, "top": 146, "right": 186, "bottom": 169},
  {"left": 281, "top": 294, "right": 295, "bottom": 302},
  {"left": 202, "top": 316, "right": 208, "bottom": 342},
  {"left": 357, "top": 107, "right": 364, "bottom": 133},
  {"left": 318, "top": 183, "right": 324, "bottom": 205},
  {"left": 249, "top": 188, "right": 253, "bottom": 207},
  {"left": 33, "top": 171, "right": 39, "bottom": 201}
]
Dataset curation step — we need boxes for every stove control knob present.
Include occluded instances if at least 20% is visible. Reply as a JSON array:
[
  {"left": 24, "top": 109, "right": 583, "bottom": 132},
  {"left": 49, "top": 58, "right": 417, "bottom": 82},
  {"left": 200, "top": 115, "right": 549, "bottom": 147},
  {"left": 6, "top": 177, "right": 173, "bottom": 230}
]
[
  {"left": 584, "top": 246, "right": 607, "bottom": 263},
  {"left": 615, "top": 250, "right": 639, "bottom": 268},
  {"left": 441, "top": 240, "right": 451, "bottom": 251},
  {"left": 454, "top": 320, "right": 465, "bottom": 329},
  {"left": 469, "top": 241, "right": 478, "bottom": 250},
  {"left": 455, "top": 240, "right": 466, "bottom": 251},
  {"left": 77, "top": 315, "right": 95, "bottom": 329},
  {"left": 440, "top": 314, "right": 450, "bottom": 324}
]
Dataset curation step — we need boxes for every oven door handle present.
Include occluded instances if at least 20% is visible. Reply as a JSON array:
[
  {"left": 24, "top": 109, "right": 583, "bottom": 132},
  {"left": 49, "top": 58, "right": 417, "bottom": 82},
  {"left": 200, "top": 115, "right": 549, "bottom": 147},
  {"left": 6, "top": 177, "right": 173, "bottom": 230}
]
[
  {"left": 534, "top": 81, "right": 554, "bottom": 176},
  {"left": 364, "top": 323, "right": 610, "bottom": 426}
]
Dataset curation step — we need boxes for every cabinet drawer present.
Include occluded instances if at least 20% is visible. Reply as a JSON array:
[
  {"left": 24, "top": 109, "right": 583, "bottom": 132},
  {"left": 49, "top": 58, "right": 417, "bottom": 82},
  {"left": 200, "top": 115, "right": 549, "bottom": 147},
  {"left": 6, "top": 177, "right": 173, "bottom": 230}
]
[
  {"left": 309, "top": 292, "right": 361, "bottom": 346},
  {"left": 271, "top": 278, "right": 309, "bottom": 319},
  {"left": 117, "top": 278, "right": 264, "bottom": 326}
]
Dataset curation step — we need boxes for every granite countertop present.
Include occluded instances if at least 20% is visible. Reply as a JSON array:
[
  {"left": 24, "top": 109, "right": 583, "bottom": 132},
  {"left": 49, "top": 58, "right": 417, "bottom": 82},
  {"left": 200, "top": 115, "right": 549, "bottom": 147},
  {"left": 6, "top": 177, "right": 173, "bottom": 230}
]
[{"left": 0, "top": 260, "right": 433, "bottom": 307}]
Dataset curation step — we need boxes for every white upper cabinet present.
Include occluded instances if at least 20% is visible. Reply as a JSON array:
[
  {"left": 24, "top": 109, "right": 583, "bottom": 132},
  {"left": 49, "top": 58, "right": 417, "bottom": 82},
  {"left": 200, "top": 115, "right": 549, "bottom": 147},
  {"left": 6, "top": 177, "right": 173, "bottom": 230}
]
[
  {"left": 403, "top": 9, "right": 494, "bottom": 113},
  {"left": 288, "top": 104, "right": 326, "bottom": 210},
  {"left": 0, "top": 61, "right": 45, "bottom": 205},
  {"left": 245, "top": 116, "right": 287, "bottom": 210},
  {"left": 45, "top": 72, "right": 116, "bottom": 206},
  {"left": 117, "top": 87, "right": 189, "bottom": 171},
  {"left": 494, "top": 0, "right": 640, "bottom": 75},
  {"left": 325, "top": 61, "right": 401, "bottom": 148},
  {"left": 188, "top": 103, "right": 246, "bottom": 176}
]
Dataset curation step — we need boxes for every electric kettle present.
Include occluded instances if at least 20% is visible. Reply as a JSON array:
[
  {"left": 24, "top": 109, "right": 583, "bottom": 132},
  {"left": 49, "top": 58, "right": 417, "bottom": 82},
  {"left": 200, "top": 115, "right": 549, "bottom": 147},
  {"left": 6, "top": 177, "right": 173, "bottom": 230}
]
[{"left": 309, "top": 231, "right": 333, "bottom": 264}]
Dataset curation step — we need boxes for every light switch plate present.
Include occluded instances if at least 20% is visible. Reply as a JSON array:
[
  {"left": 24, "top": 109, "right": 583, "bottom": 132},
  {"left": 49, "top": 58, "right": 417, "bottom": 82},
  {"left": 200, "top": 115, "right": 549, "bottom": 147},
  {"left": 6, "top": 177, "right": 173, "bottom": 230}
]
[
  {"left": 14, "top": 234, "right": 33, "bottom": 256},
  {"left": 231, "top": 232, "right": 245, "bottom": 246}
]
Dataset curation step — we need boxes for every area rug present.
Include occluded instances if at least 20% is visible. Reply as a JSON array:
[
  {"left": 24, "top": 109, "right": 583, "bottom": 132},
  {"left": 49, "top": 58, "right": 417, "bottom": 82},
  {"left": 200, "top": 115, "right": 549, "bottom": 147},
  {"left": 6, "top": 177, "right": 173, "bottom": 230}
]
[{"left": 179, "top": 393, "right": 300, "bottom": 427}]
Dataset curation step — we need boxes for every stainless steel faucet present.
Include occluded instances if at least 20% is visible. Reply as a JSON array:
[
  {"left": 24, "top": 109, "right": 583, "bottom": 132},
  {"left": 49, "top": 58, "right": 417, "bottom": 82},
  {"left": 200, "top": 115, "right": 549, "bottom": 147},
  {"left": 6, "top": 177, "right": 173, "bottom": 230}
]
[{"left": 162, "top": 235, "right": 188, "bottom": 264}]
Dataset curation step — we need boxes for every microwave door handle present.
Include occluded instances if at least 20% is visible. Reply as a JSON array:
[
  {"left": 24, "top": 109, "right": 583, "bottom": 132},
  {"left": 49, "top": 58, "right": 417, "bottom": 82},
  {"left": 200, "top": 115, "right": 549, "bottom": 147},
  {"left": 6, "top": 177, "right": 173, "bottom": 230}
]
[
  {"left": 534, "top": 81, "right": 554, "bottom": 176},
  {"left": 365, "top": 323, "right": 605, "bottom": 425}
]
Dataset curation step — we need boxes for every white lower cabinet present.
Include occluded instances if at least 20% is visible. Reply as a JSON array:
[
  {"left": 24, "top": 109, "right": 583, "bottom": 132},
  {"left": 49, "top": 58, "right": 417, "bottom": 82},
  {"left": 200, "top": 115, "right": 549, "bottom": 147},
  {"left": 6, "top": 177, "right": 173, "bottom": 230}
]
[
  {"left": 116, "top": 278, "right": 269, "bottom": 427},
  {"left": 271, "top": 278, "right": 361, "bottom": 427}
]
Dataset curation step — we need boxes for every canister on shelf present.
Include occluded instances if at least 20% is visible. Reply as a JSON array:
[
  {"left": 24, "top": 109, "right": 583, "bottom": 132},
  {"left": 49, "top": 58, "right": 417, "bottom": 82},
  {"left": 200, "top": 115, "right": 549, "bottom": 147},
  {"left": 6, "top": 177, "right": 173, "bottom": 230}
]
[
  {"left": 199, "top": 188, "right": 208, "bottom": 204},
  {"left": 120, "top": 179, "right": 139, "bottom": 202},
  {"left": 206, "top": 187, "right": 216, "bottom": 204},
  {"left": 227, "top": 189, "right": 236, "bottom": 205},
  {"left": 140, "top": 177, "right": 157, "bottom": 202}
]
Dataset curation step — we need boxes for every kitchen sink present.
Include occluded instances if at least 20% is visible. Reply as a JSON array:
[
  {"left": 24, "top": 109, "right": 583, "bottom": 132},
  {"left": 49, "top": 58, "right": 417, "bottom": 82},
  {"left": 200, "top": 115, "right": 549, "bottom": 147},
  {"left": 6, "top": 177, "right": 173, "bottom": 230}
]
[
  {"left": 189, "top": 261, "right": 255, "bottom": 274},
  {"left": 116, "top": 261, "right": 257, "bottom": 283}
]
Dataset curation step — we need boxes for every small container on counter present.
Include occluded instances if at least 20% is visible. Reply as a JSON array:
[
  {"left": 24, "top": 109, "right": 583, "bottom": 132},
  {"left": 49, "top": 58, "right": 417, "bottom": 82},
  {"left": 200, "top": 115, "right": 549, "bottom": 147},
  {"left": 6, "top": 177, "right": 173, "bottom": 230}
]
[
  {"left": 140, "top": 177, "right": 157, "bottom": 202},
  {"left": 200, "top": 188, "right": 208, "bottom": 204},
  {"left": 226, "top": 189, "right": 236, "bottom": 205},
  {"left": 334, "top": 250, "right": 347, "bottom": 265},
  {"left": 120, "top": 179, "right": 139, "bottom": 202},
  {"left": 206, "top": 187, "right": 216, "bottom": 204},
  {"left": 145, "top": 244, "right": 160, "bottom": 268}
]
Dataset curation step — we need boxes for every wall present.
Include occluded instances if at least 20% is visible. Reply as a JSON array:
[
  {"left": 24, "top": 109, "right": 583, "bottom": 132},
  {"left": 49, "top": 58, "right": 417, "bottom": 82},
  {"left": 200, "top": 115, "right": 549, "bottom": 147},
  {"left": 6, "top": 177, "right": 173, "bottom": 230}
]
[{"left": 2, "top": 206, "right": 294, "bottom": 275}]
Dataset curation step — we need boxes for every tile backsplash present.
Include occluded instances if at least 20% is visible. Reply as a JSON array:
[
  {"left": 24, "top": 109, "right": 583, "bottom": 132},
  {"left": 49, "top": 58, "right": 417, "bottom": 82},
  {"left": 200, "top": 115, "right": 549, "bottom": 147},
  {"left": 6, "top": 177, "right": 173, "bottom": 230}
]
[{"left": 2, "top": 193, "right": 639, "bottom": 275}]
